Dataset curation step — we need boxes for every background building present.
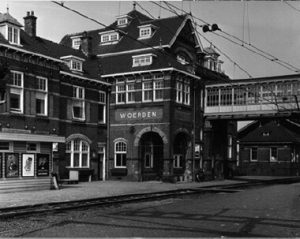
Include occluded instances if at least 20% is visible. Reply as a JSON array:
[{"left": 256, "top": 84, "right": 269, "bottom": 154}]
[
  {"left": 0, "top": 10, "right": 109, "bottom": 192},
  {"left": 238, "top": 119, "right": 300, "bottom": 176}
]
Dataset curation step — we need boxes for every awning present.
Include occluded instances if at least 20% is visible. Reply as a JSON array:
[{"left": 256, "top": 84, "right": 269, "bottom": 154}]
[{"left": 0, "top": 132, "right": 65, "bottom": 143}]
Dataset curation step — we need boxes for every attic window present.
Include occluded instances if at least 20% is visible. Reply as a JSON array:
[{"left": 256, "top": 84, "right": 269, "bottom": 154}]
[
  {"left": 132, "top": 54, "right": 156, "bottom": 67},
  {"left": 117, "top": 18, "right": 128, "bottom": 26},
  {"left": 138, "top": 24, "right": 156, "bottom": 39},
  {"left": 99, "top": 31, "right": 119, "bottom": 45},
  {"left": 72, "top": 37, "right": 82, "bottom": 50},
  {"left": 7, "top": 25, "right": 20, "bottom": 45},
  {"left": 60, "top": 55, "right": 84, "bottom": 72},
  {"left": 262, "top": 132, "right": 270, "bottom": 137}
]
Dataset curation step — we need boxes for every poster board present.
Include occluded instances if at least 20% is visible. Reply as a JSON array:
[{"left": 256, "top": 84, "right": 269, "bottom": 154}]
[
  {"left": 22, "top": 154, "right": 35, "bottom": 177},
  {"left": 5, "top": 153, "right": 19, "bottom": 178},
  {"left": 37, "top": 154, "right": 50, "bottom": 176}
]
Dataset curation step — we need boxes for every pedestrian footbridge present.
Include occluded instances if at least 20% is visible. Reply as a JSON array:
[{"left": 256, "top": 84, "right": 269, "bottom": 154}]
[{"left": 204, "top": 74, "right": 300, "bottom": 120}]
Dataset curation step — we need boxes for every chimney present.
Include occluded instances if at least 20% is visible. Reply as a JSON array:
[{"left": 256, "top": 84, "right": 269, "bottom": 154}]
[
  {"left": 80, "top": 31, "right": 92, "bottom": 57},
  {"left": 24, "top": 11, "right": 37, "bottom": 37}
]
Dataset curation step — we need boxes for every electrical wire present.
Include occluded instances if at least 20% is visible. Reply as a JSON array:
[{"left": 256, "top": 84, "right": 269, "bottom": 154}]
[
  {"left": 134, "top": 1, "right": 156, "bottom": 20},
  {"left": 53, "top": 1, "right": 293, "bottom": 112},
  {"left": 164, "top": 1, "right": 300, "bottom": 73}
]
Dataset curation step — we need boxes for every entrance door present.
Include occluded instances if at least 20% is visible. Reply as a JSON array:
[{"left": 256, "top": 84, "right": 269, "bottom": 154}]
[{"left": 139, "top": 132, "right": 164, "bottom": 181}]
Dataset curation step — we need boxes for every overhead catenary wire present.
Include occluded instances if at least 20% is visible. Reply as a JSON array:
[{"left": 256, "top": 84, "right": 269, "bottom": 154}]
[
  {"left": 164, "top": 1, "right": 300, "bottom": 73},
  {"left": 155, "top": 1, "right": 293, "bottom": 111},
  {"left": 53, "top": 1, "right": 291, "bottom": 112}
]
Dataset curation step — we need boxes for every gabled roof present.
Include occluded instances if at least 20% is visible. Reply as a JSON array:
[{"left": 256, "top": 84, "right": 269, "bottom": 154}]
[
  {"left": 60, "top": 10, "right": 198, "bottom": 56},
  {"left": 238, "top": 120, "right": 300, "bottom": 144},
  {"left": 0, "top": 24, "right": 102, "bottom": 82},
  {"left": 0, "top": 12, "right": 22, "bottom": 27}
]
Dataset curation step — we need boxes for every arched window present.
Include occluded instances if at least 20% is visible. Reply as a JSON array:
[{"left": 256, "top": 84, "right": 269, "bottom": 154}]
[
  {"left": 114, "top": 141, "right": 127, "bottom": 168},
  {"left": 66, "top": 139, "right": 90, "bottom": 168}
]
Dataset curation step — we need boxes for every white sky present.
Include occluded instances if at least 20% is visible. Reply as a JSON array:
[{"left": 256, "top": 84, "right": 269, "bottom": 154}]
[{"left": 1, "top": 1, "right": 300, "bottom": 80}]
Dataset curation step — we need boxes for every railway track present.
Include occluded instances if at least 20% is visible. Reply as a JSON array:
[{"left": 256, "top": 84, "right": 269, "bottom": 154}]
[{"left": 0, "top": 180, "right": 294, "bottom": 219}]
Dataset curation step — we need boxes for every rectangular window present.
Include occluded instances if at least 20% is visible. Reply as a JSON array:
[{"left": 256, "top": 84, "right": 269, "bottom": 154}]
[
  {"left": 250, "top": 147, "right": 258, "bottom": 162},
  {"left": 139, "top": 27, "right": 152, "bottom": 38},
  {"left": 143, "top": 81, "right": 153, "bottom": 102},
  {"left": 173, "top": 154, "right": 183, "bottom": 168},
  {"left": 176, "top": 82, "right": 183, "bottom": 103},
  {"left": 270, "top": 147, "right": 277, "bottom": 161},
  {"left": 0, "top": 142, "right": 10, "bottom": 151},
  {"left": 36, "top": 77, "right": 48, "bottom": 116},
  {"left": 26, "top": 143, "right": 38, "bottom": 152},
  {"left": 228, "top": 135, "right": 232, "bottom": 159},
  {"left": 71, "top": 59, "right": 82, "bottom": 71},
  {"left": 72, "top": 38, "right": 82, "bottom": 49},
  {"left": 9, "top": 71, "right": 23, "bottom": 113},
  {"left": 183, "top": 83, "right": 190, "bottom": 105},
  {"left": 126, "top": 84, "right": 135, "bottom": 103},
  {"left": 154, "top": 81, "right": 164, "bottom": 101},
  {"left": 72, "top": 86, "right": 85, "bottom": 120},
  {"left": 7, "top": 26, "right": 19, "bottom": 44},
  {"left": 98, "top": 91, "right": 106, "bottom": 123},
  {"left": 100, "top": 32, "right": 119, "bottom": 43},
  {"left": 118, "top": 18, "right": 128, "bottom": 26},
  {"left": 116, "top": 84, "right": 126, "bottom": 104},
  {"left": 144, "top": 153, "right": 153, "bottom": 168},
  {"left": 115, "top": 142, "right": 127, "bottom": 168},
  {"left": 132, "top": 55, "right": 153, "bottom": 67}
]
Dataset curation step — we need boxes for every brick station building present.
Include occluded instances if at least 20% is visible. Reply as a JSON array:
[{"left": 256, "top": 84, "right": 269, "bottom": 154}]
[
  {"left": 0, "top": 11, "right": 109, "bottom": 191},
  {"left": 61, "top": 8, "right": 230, "bottom": 182}
]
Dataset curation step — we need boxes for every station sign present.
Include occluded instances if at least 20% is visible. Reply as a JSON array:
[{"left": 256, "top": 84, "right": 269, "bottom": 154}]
[{"left": 115, "top": 108, "right": 163, "bottom": 122}]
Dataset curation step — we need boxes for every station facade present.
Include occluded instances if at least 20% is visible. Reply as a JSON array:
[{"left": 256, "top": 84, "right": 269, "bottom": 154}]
[{"left": 61, "top": 8, "right": 231, "bottom": 182}]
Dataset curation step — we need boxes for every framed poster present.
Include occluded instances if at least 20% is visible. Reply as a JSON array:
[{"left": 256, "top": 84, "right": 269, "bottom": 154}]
[
  {"left": 22, "top": 154, "right": 35, "bottom": 177},
  {"left": 37, "top": 154, "right": 49, "bottom": 176},
  {"left": 5, "top": 153, "right": 19, "bottom": 178}
]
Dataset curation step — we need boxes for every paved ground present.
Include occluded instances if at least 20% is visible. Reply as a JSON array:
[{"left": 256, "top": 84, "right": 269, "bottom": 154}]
[
  {"left": 1, "top": 176, "right": 300, "bottom": 209},
  {"left": 1, "top": 182, "right": 300, "bottom": 237},
  {"left": 0, "top": 179, "right": 243, "bottom": 209}
]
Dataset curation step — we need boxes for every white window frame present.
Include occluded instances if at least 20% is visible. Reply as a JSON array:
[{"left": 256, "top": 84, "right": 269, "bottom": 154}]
[
  {"left": 36, "top": 77, "right": 48, "bottom": 116},
  {"left": 72, "top": 86, "right": 85, "bottom": 120},
  {"left": 7, "top": 24, "right": 20, "bottom": 45},
  {"left": 176, "top": 82, "right": 183, "bottom": 103},
  {"left": 0, "top": 142, "right": 13, "bottom": 152},
  {"left": 70, "top": 59, "right": 83, "bottom": 72},
  {"left": 9, "top": 70, "right": 24, "bottom": 113},
  {"left": 227, "top": 135, "right": 232, "bottom": 159},
  {"left": 126, "top": 83, "right": 135, "bottom": 103},
  {"left": 66, "top": 139, "right": 90, "bottom": 168},
  {"left": 114, "top": 141, "right": 127, "bottom": 168},
  {"left": 116, "top": 84, "right": 126, "bottom": 104},
  {"left": 72, "top": 38, "right": 82, "bottom": 49},
  {"left": 132, "top": 54, "right": 155, "bottom": 67},
  {"left": 183, "top": 82, "right": 190, "bottom": 105},
  {"left": 100, "top": 32, "right": 119, "bottom": 44},
  {"left": 250, "top": 147, "right": 258, "bottom": 162},
  {"left": 117, "top": 17, "right": 128, "bottom": 26},
  {"left": 142, "top": 81, "right": 153, "bottom": 102},
  {"left": 173, "top": 154, "right": 183, "bottom": 168},
  {"left": 138, "top": 26, "right": 153, "bottom": 39},
  {"left": 98, "top": 91, "right": 106, "bottom": 124},
  {"left": 154, "top": 80, "right": 164, "bottom": 101}
]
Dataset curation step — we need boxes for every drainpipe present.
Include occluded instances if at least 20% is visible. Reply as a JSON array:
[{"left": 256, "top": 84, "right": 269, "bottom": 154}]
[
  {"left": 104, "top": 88, "right": 110, "bottom": 181},
  {"left": 192, "top": 81, "right": 196, "bottom": 181}
]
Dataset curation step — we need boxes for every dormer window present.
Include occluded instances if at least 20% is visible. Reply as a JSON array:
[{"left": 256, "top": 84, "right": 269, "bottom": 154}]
[
  {"left": 116, "top": 14, "right": 131, "bottom": 27},
  {"left": 8, "top": 25, "right": 19, "bottom": 44},
  {"left": 99, "top": 31, "right": 119, "bottom": 45},
  {"left": 71, "top": 59, "right": 82, "bottom": 71},
  {"left": 60, "top": 55, "right": 84, "bottom": 72},
  {"left": 71, "top": 36, "right": 82, "bottom": 50},
  {"left": 138, "top": 24, "right": 157, "bottom": 39},
  {"left": 132, "top": 53, "right": 156, "bottom": 67}
]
